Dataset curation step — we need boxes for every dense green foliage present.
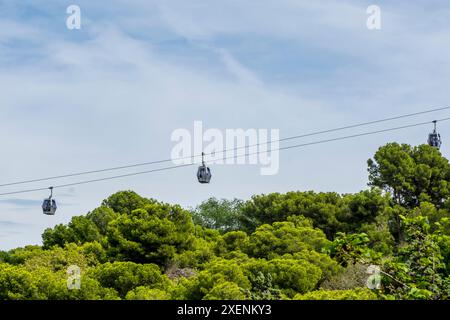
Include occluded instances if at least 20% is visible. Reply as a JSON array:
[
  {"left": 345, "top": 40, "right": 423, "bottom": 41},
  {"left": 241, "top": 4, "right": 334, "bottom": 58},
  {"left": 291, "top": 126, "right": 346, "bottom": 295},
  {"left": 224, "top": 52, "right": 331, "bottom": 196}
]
[{"left": 1, "top": 143, "right": 450, "bottom": 300}]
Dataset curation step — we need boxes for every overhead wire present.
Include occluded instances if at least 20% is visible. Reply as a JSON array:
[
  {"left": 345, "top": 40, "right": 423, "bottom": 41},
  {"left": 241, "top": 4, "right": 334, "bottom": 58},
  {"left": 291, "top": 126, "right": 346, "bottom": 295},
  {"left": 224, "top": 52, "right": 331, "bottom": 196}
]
[
  {"left": 0, "top": 106, "right": 449, "bottom": 188},
  {"left": 0, "top": 117, "right": 448, "bottom": 196}
]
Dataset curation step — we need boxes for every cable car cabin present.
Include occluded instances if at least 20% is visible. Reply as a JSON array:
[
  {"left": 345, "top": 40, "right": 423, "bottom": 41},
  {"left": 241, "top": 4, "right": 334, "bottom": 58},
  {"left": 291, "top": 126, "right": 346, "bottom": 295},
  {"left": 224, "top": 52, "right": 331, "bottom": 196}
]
[
  {"left": 428, "top": 121, "right": 442, "bottom": 149},
  {"left": 197, "top": 152, "right": 212, "bottom": 184},
  {"left": 197, "top": 165, "right": 211, "bottom": 184},
  {"left": 428, "top": 132, "right": 442, "bottom": 149},
  {"left": 42, "top": 199, "right": 57, "bottom": 215}
]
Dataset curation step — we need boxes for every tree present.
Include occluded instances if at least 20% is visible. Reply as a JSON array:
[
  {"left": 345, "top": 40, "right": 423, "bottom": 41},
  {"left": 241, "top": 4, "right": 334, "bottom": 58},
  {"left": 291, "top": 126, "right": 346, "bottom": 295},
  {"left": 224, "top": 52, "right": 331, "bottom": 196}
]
[
  {"left": 191, "top": 198, "right": 244, "bottom": 232},
  {"left": 172, "top": 236, "right": 216, "bottom": 269},
  {"left": 204, "top": 282, "right": 247, "bottom": 300},
  {"left": 383, "top": 215, "right": 446, "bottom": 299},
  {"left": 244, "top": 258, "right": 322, "bottom": 298},
  {"left": 102, "top": 191, "right": 154, "bottom": 214},
  {"left": 42, "top": 216, "right": 103, "bottom": 248},
  {"left": 32, "top": 267, "right": 119, "bottom": 300},
  {"left": 42, "top": 224, "right": 76, "bottom": 249},
  {"left": 5, "top": 146, "right": 450, "bottom": 302},
  {"left": 238, "top": 190, "right": 388, "bottom": 239},
  {"left": 125, "top": 287, "right": 171, "bottom": 300},
  {"left": 179, "top": 258, "right": 251, "bottom": 300},
  {"left": 294, "top": 288, "right": 377, "bottom": 300},
  {"left": 238, "top": 192, "right": 342, "bottom": 236},
  {"left": 321, "top": 263, "right": 370, "bottom": 291},
  {"left": 0, "top": 263, "right": 37, "bottom": 299},
  {"left": 219, "top": 231, "right": 249, "bottom": 253},
  {"left": 0, "top": 262, "right": 118, "bottom": 300},
  {"left": 90, "top": 261, "right": 172, "bottom": 298},
  {"left": 86, "top": 206, "right": 118, "bottom": 235},
  {"left": 105, "top": 203, "right": 195, "bottom": 266},
  {"left": 368, "top": 143, "right": 450, "bottom": 208},
  {"left": 0, "top": 251, "right": 10, "bottom": 263},
  {"left": 338, "top": 189, "right": 391, "bottom": 231},
  {"left": 243, "top": 271, "right": 282, "bottom": 300},
  {"left": 326, "top": 233, "right": 374, "bottom": 267},
  {"left": 289, "top": 251, "right": 341, "bottom": 284},
  {"left": 245, "top": 216, "right": 330, "bottom": 259},
  {"left": 21, "top": 243, "right": 101, "bottom": 273},
  {"left": 3, "top": 246, "right": 44, "bottom": 265}
]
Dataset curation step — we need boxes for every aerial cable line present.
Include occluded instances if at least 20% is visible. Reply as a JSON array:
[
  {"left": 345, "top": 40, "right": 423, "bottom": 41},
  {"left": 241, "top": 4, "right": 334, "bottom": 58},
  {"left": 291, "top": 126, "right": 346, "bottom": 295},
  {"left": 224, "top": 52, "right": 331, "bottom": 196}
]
[
  {"left": 0, "top": 164, "right": 196, "bottom": 196},
  {"left": 0, "top": 106, "right": 449, "bottom": 188},
  {"left": 0, "top": 117, "right": 448, "bottom": 197}
]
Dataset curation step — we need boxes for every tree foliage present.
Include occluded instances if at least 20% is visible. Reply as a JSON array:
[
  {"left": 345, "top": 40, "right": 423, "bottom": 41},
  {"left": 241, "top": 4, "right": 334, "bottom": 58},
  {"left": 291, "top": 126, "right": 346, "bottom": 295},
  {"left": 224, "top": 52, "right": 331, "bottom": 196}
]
[
  {"left": 368, "top": 143, "right": 450, "bottom": 208},
  {"left": 191, "top": 198, "right": 244, "bottom": 232},
  {"left": 2, "top": 143, "right": 450, "bottom": 300}
]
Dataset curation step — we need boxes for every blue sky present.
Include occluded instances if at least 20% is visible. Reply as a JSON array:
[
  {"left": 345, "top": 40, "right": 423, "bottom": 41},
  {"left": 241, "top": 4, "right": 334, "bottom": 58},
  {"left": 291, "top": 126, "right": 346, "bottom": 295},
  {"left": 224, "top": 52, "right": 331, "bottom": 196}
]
[{"left": 1, "top": 0, "right": 450, "bottom": 249}]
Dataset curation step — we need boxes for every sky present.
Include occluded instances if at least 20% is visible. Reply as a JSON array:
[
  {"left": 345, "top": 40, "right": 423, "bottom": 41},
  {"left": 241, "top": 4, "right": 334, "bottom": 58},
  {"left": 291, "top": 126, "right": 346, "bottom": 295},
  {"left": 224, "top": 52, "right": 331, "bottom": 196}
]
[{"left": 1, "top": 0, "right": 450, "bottom": 250}]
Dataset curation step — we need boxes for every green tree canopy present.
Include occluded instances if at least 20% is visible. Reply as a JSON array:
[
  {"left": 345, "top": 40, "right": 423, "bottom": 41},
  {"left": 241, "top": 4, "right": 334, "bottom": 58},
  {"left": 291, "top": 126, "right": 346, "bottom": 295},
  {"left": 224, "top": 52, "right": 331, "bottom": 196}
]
[
  {"left": 245, "top": 216, "right": 330, "bottom": 259},
  {"left": 90, "top": 261, "right": 171, "bottom": 298},
  {"left": 368, "top": 143, "right": 450, "bottom": 208},
  {"left": 105, "top": 203, "right": 195, "bottom": 266},
  {"left": 191, "top": 198, "right": 244, "bottom": 232},
  {"left": 3, "top": 142, "right": 450, "bottom": 301}
]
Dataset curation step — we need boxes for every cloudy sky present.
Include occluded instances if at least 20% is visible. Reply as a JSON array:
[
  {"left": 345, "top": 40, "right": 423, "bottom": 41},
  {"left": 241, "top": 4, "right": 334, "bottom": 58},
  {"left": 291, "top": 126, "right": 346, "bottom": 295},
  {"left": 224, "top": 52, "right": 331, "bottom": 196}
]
[{"left": 1, "top": 0, "right": 450, "bottom": 250}]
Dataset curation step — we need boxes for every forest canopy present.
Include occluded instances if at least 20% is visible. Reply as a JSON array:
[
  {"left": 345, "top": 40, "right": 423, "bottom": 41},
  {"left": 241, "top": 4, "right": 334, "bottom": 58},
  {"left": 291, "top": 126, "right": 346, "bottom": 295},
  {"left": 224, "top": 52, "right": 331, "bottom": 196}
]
[{"left": 1, "top": 143, "right": 450, "bottom": 300}]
